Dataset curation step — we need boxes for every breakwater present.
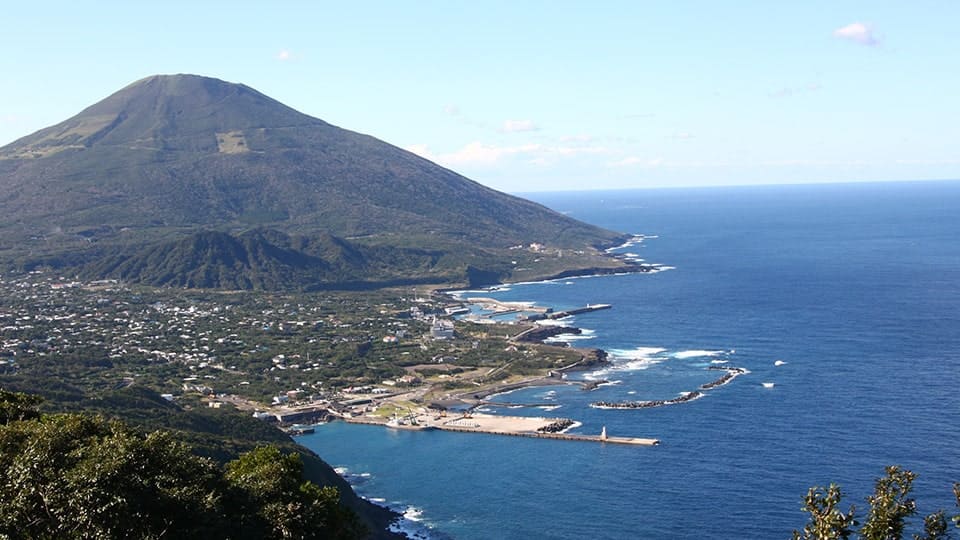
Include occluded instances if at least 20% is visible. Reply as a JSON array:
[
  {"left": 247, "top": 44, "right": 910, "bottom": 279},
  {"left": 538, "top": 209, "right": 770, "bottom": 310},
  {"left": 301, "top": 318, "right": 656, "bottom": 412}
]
[
  {"left": 590, "top": 366, "right": 747, "bottom": 410},
  {"left": 435, "top": 424, "right": 660, "bottom": 446},
  {"left": 592, "top": 391, "right": 704, "bottom": 409},
  {"left": 701, "top": 366, "right": 747, "bottom": 390}
]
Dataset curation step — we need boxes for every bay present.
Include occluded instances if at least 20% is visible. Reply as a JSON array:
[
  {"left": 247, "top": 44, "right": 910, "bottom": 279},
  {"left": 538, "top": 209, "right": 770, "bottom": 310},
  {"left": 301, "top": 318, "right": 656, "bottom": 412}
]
[{"left": 299, "top": 180, "right": 960, "bottom": 539}]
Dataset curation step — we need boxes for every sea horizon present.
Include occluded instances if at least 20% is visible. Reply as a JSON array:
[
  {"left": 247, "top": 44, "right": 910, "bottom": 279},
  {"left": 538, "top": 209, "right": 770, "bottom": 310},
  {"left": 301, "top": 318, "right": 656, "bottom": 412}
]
[{"left": 301, "top": 180, "right": 960, "bottom": 539}]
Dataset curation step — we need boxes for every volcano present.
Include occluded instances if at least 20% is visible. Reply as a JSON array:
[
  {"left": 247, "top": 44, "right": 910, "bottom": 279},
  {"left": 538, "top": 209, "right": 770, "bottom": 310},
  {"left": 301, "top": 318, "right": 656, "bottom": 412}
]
[{"left": 0, "top": 74, "right": 630, "bottom": 289}]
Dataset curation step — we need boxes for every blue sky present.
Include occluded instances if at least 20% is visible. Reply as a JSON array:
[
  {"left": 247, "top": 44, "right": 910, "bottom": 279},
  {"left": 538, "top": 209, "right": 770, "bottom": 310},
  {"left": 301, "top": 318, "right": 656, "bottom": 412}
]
[{"left": 2, "top": 1, "right": 958, "bottom": 192}]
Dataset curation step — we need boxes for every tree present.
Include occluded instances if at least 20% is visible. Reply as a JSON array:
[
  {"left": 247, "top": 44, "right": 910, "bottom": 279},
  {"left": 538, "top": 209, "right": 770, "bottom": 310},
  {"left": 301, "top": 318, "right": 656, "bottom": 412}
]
[
  {"left": 861, "top": 466, "right": 917, "bottom": 540},
  {"left": 0, "top": 413, "right": 229, "bottom": 538},
  {"left": 794, "top": 467, "right": 960, "bottom": 540},
  {"left": 0, "top": 388, "right": 43, "bottom": 424},
  {"left": 225, "top": 445, "right": 365, "bottom": 540},
  {"left": 0, "top": 393, "right": 365, "bottom": 539},
  {"left": 792, "top": 483, "right": 857, "bottom": 540}
]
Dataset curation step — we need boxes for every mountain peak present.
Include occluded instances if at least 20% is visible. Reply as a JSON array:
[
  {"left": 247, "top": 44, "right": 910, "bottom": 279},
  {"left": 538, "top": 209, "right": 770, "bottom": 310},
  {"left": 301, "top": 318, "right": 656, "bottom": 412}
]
[
  {"left": 0, "top": 74, "right": 628, "bottom": 289},
  {"left": 2, "top": 74, "right": 320, "bottom": 158},
  {"left": 92, "top": 73, "right": 280, "bottom": 115}
]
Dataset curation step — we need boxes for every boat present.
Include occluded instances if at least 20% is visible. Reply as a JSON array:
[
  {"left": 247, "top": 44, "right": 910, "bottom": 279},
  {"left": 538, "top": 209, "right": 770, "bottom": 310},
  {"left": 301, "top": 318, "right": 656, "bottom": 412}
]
[{"left": 762, "top": 382, "right": 775, "bottom": 389}]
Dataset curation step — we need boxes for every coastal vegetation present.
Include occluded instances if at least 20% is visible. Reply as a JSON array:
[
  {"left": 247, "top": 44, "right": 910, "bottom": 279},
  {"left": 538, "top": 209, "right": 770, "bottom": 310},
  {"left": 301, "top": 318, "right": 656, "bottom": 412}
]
[
  {"left": 793, "top": 466, "right": 960, "bottom": 540},
  {"left": 0, "top": 389, "right": 364, "bottom": 539}
]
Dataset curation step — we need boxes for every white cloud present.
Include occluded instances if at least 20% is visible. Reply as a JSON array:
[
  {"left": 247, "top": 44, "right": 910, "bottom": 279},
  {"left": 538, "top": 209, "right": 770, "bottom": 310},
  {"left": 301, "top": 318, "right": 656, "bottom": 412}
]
[
  {"left": 405, "top": 142, "right": 539, "bottom": 166},
  {"left": 404, "top": 140, "right": 610, "bottom": 168},
  {"left": 448, "top": 142, "right": 542, "bottom": 164},
  {"left": 443, "top": 104, "right": 460, "bottom": 116},
  {"left": 500, "top": 119, "right": 539, "bottom": 133},
  {"left": 610, "top": 157, "right": 644, "bottom": 167},
  {"left": 405, "top": 144, "right": 433, "bottom": 159},
  {"left": 609, "top": 157, "right": 663, "bottom": 168},
  {"left": 552, "top": 145, "right": 608, "bottom": 156},
  {"left": 833, "top": 22, "right": 879, "bottom": 46},
  {"left": 768, "top": 83, "right": 823, "bottom": 98},
  {"left": 0, "top": 114, "right": 24, "bottom": 125},
  {"left": 276, "top": 49, "right": 293, "bottom": 61}
]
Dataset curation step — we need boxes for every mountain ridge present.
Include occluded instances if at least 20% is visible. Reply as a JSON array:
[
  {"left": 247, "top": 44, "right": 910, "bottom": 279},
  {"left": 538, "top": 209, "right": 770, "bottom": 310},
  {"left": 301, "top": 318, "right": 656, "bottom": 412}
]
[{"left": 0, "top": 74, "right": 631, "bottom": 289}]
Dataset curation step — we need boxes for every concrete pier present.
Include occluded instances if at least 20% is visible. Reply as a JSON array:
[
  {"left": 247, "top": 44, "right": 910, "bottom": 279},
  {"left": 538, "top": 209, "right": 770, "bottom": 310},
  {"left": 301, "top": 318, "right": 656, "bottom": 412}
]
[
  {"left": 340, "top": 413, "right": 659, "bottom": 446},
  {"left": 545, "top": 303, "right": 612, "bottom": 319}
]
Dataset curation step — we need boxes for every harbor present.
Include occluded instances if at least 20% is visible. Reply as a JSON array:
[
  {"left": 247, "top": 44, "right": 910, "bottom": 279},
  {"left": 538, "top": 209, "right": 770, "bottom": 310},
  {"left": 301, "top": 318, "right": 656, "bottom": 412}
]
[
  {"left": 463, "top": 297, "right": 612, "bottom": 323},
  {"left": 341, "top": 412, "right": 659, "bottom": 446}
]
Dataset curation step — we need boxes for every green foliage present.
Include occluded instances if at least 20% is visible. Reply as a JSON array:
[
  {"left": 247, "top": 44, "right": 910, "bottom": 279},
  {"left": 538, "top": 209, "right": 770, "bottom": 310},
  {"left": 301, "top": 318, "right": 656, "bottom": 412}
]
[
  {"left": 0, "top": 388, "right": 43, "bottom": 424},
  {"left": 861, "top": 466, "right": 917, "bottom": 540},
  {"left": 225, "top": 446, "right": 364, "bottom": 539},
  {"left": 0, "top": 411, "right": 364, "bottom": 539},
  {"left": 794, "top": 467, "right": 960, "bottom": 540},
  {"left": 955, "top": 484, "right": 960, "bottom": 530},
  {"left": 0, "top": 413, "right": 228, "bottom": 538},
  {"left": 793, "top": 484, "right": 857, "bottom": 540},
  {"left": 916, "top": 511, "right": 949, "bottom": 540},
  {"left": 79, "top": 229, "right": 462, "bottom": 291}
]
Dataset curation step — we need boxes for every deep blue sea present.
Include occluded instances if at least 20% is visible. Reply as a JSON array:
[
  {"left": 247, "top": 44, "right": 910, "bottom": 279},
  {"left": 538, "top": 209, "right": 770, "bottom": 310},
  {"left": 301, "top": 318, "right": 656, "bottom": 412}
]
[{"left": 300, "top": 181, "right": 960, "bottom": 539}]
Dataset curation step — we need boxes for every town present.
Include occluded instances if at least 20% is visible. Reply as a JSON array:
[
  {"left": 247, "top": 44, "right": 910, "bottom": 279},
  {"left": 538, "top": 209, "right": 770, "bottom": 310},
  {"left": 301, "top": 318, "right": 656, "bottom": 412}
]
[{"left": 0, "top": 270, "right": 600, "bottom": 429}]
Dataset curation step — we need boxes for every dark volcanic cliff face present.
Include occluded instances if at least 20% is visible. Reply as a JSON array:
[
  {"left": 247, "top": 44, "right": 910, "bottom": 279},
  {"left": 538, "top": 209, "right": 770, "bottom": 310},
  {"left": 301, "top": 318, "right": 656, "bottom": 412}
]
[{"left": 0, "top": 74, "right": 628, "bottom": 288}]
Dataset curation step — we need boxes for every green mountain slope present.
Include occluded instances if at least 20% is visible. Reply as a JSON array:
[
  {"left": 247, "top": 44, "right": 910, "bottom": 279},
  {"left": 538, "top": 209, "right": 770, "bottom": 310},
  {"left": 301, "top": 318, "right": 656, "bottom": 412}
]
[{"left": 0, "top": 74, "right": 630, "bottom": 288}]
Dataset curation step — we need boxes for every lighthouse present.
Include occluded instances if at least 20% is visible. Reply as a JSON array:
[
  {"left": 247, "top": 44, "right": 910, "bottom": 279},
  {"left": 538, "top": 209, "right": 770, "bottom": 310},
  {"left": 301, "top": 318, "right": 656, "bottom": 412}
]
[{"left": 600, "top": 425, "right": 608, "bottom": 441}]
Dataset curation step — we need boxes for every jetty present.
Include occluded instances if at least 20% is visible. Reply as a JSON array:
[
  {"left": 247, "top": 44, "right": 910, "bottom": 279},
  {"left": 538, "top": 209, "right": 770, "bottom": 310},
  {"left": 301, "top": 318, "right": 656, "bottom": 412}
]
[
  {"left": 462, "top": 297, "right": 611, "bottom": 323},
  {"left": 545, "top": 303, "right": 612, "bottom": 319},
  {"left": 340, "top": 412, "right": 659, "bottom": 446}
]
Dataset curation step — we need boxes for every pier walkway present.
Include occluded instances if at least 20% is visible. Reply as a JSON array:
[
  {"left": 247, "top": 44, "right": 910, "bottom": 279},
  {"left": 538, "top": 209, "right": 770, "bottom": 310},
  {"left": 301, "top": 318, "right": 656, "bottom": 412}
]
[{"left": 340, "top": 412, "right": 659, "bottom": 446}]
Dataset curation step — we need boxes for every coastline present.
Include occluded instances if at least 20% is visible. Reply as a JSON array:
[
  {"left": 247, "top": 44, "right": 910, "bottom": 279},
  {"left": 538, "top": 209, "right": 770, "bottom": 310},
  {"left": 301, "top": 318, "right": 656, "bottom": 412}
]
[{"left": 329, "top": 242, "right": 669, "bottom": 537}]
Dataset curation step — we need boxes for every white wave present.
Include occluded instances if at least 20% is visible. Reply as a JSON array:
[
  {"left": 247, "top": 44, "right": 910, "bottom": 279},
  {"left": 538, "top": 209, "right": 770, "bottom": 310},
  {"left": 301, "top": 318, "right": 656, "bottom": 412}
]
[
  {"left": 537, "top": 318, "right": 574, "bottom": 327},
  {"left": 627, "top": 390, "right": 637, "bottom": 395},
  {"left": 672, "top": 349, "right": 725, "bottom": 359},
  {"left": 388, "top": 505, "right": 436, "bottom": 540},
  {"left": 560, "top": 420, "right": 583, "bottom": 433},
  {"left": 538, "top": 405, "right": 562, "bottom": 411},
  {"left": 564, "top": 281, "right": 575, "bottom": 285},
  {"left": 710, "top": 359, "right": 729, "bottom": 364},
  {"left": 598, "top": 380, "right": 622, "bottom": 387},
  {"left": 368, "top": 497, "right": 386, "bottom": 503},
  {"left": 583, "top": 357, "right": 663, "bottom": 380},
  {"left": 604, "top": 234, "right": 650, "bottom": 253},
  {"left": 334, "top": 467, "right": 348, "bottom": 475},
  {"left": 544, "top": 333, "right": 596, "bottom": 343},
  {"left": 608, "top": 346, "right": 667, "bottom": 360}
]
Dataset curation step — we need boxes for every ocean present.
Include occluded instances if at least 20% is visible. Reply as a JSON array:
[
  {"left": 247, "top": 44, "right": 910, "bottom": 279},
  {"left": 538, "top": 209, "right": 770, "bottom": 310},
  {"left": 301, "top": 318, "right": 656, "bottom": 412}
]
[{"left": 299, "top": 180, "right": 960, "bottom": 539}]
